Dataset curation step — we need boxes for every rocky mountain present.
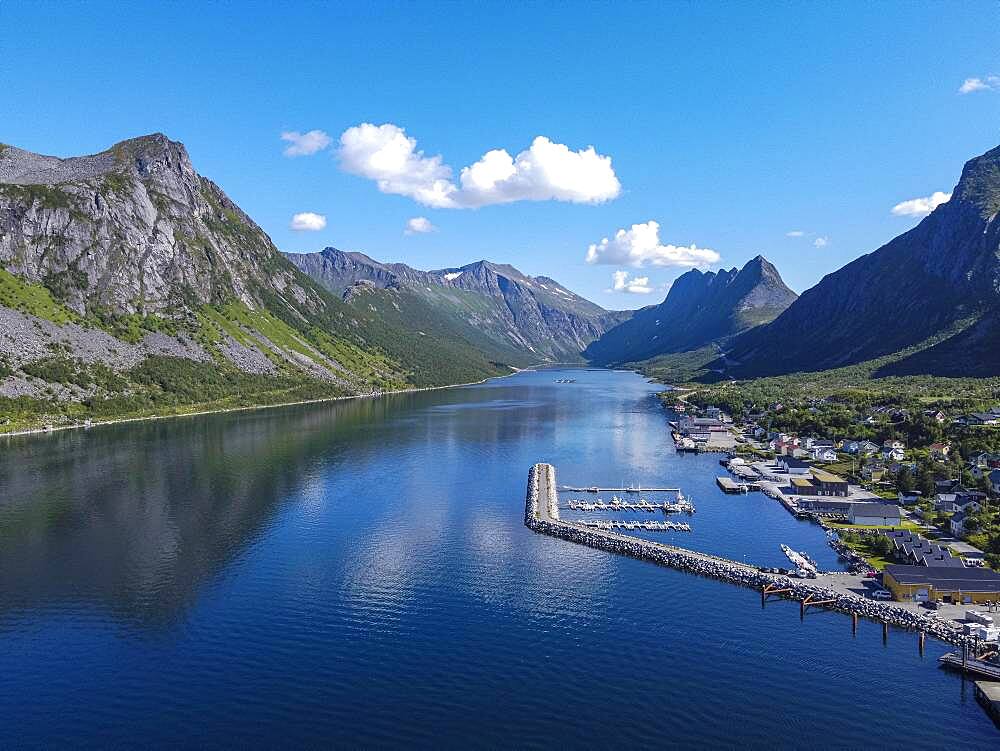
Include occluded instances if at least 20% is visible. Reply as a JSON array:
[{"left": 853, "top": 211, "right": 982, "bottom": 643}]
[
  {"left": 286, "top": 248, "right": 629, "bottom": 361},
  {"left": 0, "top": 134, "right": 527, "bottom": 430},
  {"left": 583, "top": 255, "right": 797, "bottom": 366},
  {"left": 715, "top": 143, "right": 1000, "bottom": 379}
]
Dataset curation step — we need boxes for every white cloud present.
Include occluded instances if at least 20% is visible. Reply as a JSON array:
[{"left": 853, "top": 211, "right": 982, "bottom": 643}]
[
  {"left": 281, "top": 129, "right": 332, "bottom": 157},
  {"left": 785, "top": 230, "right": 805, "bottom": 237},
  {"left": 337, "top": 123, "right": 620, "bottom": 209},
  {"left": 959, "top": 76, "right": 999, "bottom": 94},
  {"left": 339, "top": 123, "right": 456, "bottom": 208},
  {"left": 404, "top": 216, "right": 436, "bottom": 234},
  {"left": 609, "top": 270, "right": 654, "bottom": 294},
  {"left": 585, "top": 221, "right": 720, "bottom": 269},
  {"left": 813, "top": 236, "right": 829, "bottom": 248},
  {"left": 890, "top": 191, "right": 951, "bottom": 217},
  {"left": 456, "top": 136, "right": 620, "bottom": 207},
  {"left": 289, "top": 212, "right": 327, "bottom": 231}
]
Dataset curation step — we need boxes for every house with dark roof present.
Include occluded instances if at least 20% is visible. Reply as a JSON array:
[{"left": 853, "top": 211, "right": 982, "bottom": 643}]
[
  {"left": 847, "top": 503, "right": 900, "bottom": 526},
  {"left": 883, "top": 565, "right": 1000, "bottom": 603}
]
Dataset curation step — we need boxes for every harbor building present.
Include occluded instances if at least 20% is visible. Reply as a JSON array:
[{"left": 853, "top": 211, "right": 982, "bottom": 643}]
[
  {"left": 883, "top": 565, "right": 1000, "bottom": 604},
  {"left": 847, "top": 503, "right": 901, "bottom": 526},
  {"left": 788, "top": 468, "right": 849, "bottom": 497}
]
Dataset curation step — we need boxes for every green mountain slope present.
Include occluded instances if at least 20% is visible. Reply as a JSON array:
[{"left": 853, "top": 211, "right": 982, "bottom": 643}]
[{"left": 0, "top": 134, "right": 513, "bottom": 431}]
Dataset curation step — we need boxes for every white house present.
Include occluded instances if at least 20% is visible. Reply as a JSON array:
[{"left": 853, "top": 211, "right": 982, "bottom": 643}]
[
  {"left": 777, "top": 456, "right": 812, "bottom": 475},
  {"left": 811, "top": 447, "right": 837, "bottom": 462},
  {"left": 882, "top": 446, "right": 905, "bottom": 462}
]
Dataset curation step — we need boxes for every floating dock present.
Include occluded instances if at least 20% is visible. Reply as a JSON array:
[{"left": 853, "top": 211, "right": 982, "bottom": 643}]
[
  {"left": 560, "top": 486, "right": 681, "bottom": 493},
  {"left": 565, "top": 499, "right": 694, "bottom": 514}
]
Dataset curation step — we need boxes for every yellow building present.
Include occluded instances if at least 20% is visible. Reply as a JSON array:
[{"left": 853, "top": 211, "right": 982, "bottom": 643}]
[{"left": 883, "top": 565, "right": 1000, "bottom": 604}]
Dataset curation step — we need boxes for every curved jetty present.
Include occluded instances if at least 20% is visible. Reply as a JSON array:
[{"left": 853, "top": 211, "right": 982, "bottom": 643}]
[{"left": 525, "top": 464, "right": 973, "bottom": 649}]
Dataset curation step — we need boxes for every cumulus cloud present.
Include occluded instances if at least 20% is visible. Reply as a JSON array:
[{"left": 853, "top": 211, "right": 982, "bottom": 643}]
[
  {"left": 959, "top": 76, "right": 999, "bottom": 94},
  {"left": 585, "top": 221, "right": 720, "bottom": 269},
  {"left": 337, "top": 123, "right": 620, "bottom": 209},
  {"left": 609, "top": 270, "right": 654, "bottom": 294},
  {"left": 404, "top": 216, "right": 436, "bottom": 234},
  {"left": 281, "top": 129, "right": 332, "bottom": 157},
  {"left": 813, "top": 236, "right": 829, "bottom": 248},
  {"left": 785, "top": 230, "right": 805, "bottom": 237},
  {"left": 891, "top": 191, "right": 951, "bottom": 217},
  {"left": 290, "top": 212, "right": 327, "bottom": 231}
]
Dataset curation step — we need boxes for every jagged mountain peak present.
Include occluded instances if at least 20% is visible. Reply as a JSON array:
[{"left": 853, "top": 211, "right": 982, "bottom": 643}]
[{"left": 583, "top": 255, "right": 796, "bottom": 366}]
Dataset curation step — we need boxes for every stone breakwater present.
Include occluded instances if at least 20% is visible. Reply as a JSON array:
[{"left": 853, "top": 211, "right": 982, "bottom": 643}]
[{"left": 525, "top": 464, "right": 973, "bottom": 649}]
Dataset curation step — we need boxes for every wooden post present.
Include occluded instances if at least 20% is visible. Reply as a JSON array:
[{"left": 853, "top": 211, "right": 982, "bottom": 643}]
[
  {"left": 852, "top": 612, "right": 858, "bottom": 636},
  {"left": 918, "top": 631, "right": 925, "bottom": 656},
  {"left": 882, "top": 621, "right": 888, "bottom": 645},
  {"left": 962, "top": 644, "right": 967, "bottom": 674}
]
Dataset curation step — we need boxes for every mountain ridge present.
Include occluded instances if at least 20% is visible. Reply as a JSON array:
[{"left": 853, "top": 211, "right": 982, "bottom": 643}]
[
  {"left": 714, "top": 143, "right": 1000, "bottom": 379},
  {"left": 583, "top": 254, "right": 797, "bottom": 366},
  {"left": 285, "top": 247, "right": 628, "bottom": 361}
]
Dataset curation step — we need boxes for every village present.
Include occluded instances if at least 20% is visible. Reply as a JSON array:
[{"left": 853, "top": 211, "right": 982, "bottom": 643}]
[{"left": 670, "top": 402, "right": 1000, "bottom": 620}]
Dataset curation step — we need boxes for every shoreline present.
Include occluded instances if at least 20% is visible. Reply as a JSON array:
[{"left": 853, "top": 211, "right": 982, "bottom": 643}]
[{"left": 0, "top": 367, "right": 535, "bottom": 441}]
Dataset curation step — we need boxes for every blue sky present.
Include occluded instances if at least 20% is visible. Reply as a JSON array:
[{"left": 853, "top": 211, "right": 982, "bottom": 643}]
[{"left": 5, "top": 1, "right": 1000, "bottom": 309}]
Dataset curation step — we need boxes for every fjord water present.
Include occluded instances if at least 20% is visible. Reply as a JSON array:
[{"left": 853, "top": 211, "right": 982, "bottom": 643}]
[{"left": 0, "top": 369, "right": 996, "bottom": 747}]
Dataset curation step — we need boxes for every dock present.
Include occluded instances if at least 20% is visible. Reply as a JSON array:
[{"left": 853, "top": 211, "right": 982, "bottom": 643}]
[
  {"left": 939, "top": 653, "right": 1000, "bottom": 680},
  {"left": 564, "top": 499, "right": 694, "bottom": 513},
  {"left": 560, "top": 485, "right": 681, "bottom": 492},
  {"left": 581, "top": 520, "right": 691, "bottom": 532},
  {"left": 716, "top": 476, "right": 759, "bottom": 494}
]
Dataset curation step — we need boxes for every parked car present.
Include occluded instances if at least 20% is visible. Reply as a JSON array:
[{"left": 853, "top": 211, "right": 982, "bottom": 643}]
[
  {"left": 921, "top": 600, "right": 942, "bottom": 610},
  {"left": 872, "top": 590, "right": 892, "bottom": 600}
]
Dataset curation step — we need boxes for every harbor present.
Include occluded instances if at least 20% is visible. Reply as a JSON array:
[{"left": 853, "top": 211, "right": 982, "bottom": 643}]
[{"left": 526, "top": 463, "right": 980, "bottom": 650}]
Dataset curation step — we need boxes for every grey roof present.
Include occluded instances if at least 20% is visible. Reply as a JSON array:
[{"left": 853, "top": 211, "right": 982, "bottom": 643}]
[
  {"left": 780, "top": 457, "right": 811, "bottom": 468},
  {"left": 885, "top": 565, "right": 1000, "bottom": 591},
  {"left": 849, "top": 503, "right": 900, "bottom": 517},
  {"left": 920, "top": 553, "right": 965, "bottom": 568}
]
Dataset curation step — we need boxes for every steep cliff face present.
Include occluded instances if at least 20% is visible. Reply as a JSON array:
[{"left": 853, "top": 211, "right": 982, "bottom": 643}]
[
  {"left": 286, "top": 249, "right": 629, "bottom": 361},
  {"left": 584, "top": 256, "right": 796, "bottom": 365},
  {"left": 718, "top": 144, "right": 1000, "bottom": 378},
  {"left": 0, "top": 134, "right": 322, "bottom": 318},
  {"left": 0, "top": 136, "right": 519, "bottom": 427}
]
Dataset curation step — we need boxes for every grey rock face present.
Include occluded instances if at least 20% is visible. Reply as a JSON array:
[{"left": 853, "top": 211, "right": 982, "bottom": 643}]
[{"left": 0, "top": 134, "right": 322, "bottom": 318}]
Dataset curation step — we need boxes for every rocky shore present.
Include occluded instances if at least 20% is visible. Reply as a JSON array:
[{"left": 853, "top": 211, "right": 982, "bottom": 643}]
[{"left": 525, "top": 463, "right": 973, "bottom": 649}]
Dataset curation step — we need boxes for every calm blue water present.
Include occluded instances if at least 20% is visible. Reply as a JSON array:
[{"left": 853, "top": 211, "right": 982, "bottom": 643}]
[{"left": 0, "top": 368, "right": 996, "bottom": 747}]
